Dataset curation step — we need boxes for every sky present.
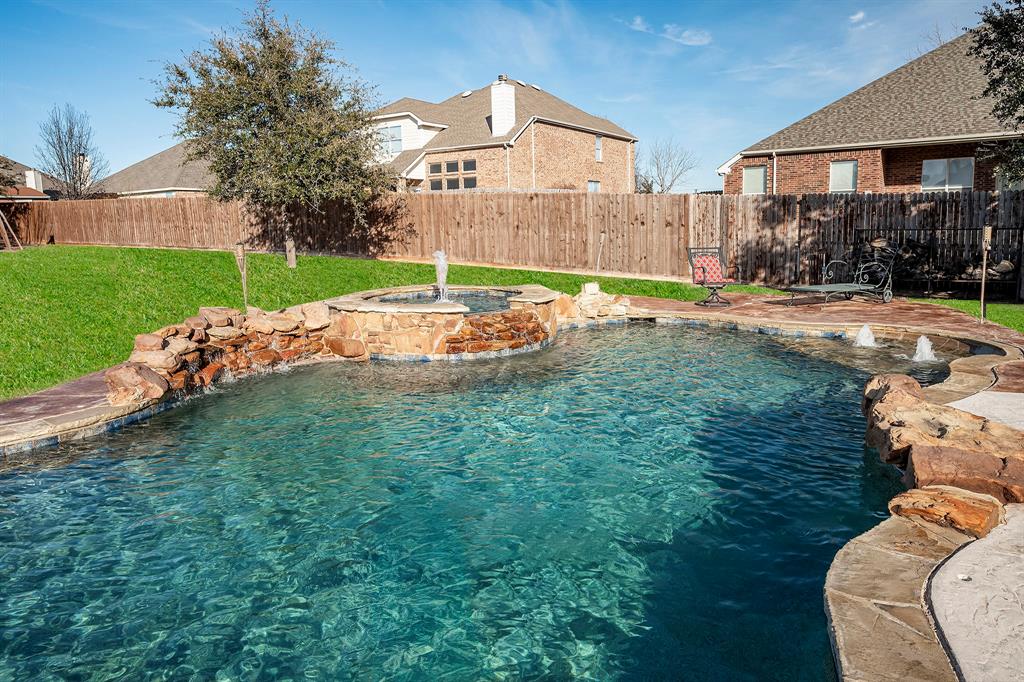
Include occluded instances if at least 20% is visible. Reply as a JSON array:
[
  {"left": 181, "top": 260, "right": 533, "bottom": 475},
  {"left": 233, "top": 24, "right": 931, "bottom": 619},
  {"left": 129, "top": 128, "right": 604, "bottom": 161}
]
[{"left": 1, "top": 0, "right": 990, "bottom": 191}]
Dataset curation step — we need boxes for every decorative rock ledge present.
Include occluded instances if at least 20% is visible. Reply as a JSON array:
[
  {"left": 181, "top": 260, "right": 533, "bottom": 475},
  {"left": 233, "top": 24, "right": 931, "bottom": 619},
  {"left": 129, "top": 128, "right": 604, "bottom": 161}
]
[
  {"left": 863, "top": 374, "right": 1024, "bottom": 503},
  {"left": 888, "top": 485, "right": 1005, "bottom": 539}
]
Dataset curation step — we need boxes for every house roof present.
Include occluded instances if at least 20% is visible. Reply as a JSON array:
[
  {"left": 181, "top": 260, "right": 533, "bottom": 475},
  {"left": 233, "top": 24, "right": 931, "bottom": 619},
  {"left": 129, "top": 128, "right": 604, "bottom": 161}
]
[
  {"left": 0, "top": 155, "right": 57, "bottom": 192},
  {"left": 740, "top": 33, "right": 1016, "bottom": 156},
  {"left": 98, "top": 142, "right": 214, "bottom": 194},
  {"left": 0, "top": 185, "right": 49, "bottom": 200},
  {"left": 376, "top": 78, "right": 637, "bottom": 155}
]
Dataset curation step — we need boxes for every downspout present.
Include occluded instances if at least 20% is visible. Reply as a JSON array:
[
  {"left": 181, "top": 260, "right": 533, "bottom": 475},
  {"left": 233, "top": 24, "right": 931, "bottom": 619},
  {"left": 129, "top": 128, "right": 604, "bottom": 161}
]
[
  {"left": 504, "top": 143, "right": 511, "bottom": 189},
  {"left": 772, "top": 151, "right": 778, "bottom": 194}
]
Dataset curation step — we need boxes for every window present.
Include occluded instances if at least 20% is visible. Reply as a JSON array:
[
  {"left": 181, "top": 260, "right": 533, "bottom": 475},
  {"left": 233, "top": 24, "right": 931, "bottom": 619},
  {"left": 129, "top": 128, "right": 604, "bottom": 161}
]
[
  {"left": 462, "top": 159, "right": 476, "bottom": 172},
  {"left": 380, "top": 125, "right": 401, "bottom": 155},
  {"left": 921, "top": 157, "right": 974, "bottom": 192},
  {"left": 829, "top": 160, "right": 858, "bottom": 193},
  {"left": 595, "top": 135, "right": 603, "bottom": 162},
  {"left": 742, "top": 165, "right": 767, "bottom": 194},
  {"left": 429, "top": 179, "right": 442, "bottom": 191},
  {"left": 445, "top": 161, "right": 459, "bottom": 174},
  {"left": 462, "top": 176, "right": 477, "bottom": 189},
  {"left": 428, "top": 162, "right": 442, "bottom": 175},
  {"left": 446, "top": 178, "right": 460, "bottom": 190},
  {"left": 996, "top": 173, "right": 1024, "bottom": 191},
  {"left": 588, "top": 180, "right": 600, "bottom": 192}
]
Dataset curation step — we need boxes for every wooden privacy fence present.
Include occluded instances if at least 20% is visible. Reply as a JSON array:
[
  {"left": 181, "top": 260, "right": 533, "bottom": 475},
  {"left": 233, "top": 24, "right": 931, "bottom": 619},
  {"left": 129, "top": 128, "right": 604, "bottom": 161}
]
[{"left": 11, "top": 191, "right": 1024, "bottom": 294}]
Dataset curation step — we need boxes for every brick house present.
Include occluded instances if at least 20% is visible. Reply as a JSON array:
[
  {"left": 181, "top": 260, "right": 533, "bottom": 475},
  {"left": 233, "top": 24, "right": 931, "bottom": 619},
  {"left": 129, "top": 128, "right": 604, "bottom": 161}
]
[
  {"left": 374, "top": 75, "right": 637, "bottom": 193},
  {"left": 719, "top": 34, "right": 1023, "bottom": 195}
]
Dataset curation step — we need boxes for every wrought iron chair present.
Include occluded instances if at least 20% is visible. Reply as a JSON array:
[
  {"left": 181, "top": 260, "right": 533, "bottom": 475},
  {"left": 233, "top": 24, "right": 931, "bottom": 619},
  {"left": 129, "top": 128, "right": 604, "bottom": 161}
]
[
  {"left": 786, "top": 244, "right": 898, "bottom": 305},
  {"left": 688, "top": 246, "right": 742, "bottom": 307}
]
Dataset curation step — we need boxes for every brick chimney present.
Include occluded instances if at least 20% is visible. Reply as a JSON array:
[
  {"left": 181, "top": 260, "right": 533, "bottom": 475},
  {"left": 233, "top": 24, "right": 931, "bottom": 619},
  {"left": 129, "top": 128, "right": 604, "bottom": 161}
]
[
  {"left": 490, "top": 74, "right": 515, "bottom": 137},
  {"left": 24, "top": 169, "right": 44, "bottom": 191}
]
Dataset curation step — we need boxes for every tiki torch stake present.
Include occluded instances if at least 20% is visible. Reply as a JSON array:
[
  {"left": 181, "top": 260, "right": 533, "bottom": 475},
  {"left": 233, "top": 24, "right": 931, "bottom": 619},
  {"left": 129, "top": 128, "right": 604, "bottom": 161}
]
[
  {"left": 234, "top": 242, "right": 248, "bottom": 311},
  {"left": 980, "top": 225, "right": 991, "bottom": 324}
]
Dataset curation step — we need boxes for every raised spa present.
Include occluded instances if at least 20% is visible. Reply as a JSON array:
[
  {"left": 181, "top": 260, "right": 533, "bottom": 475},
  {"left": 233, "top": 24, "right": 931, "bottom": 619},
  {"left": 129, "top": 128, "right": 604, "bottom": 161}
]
[{"left": 0, "top": 324, "right": 975, "bottom": 679}]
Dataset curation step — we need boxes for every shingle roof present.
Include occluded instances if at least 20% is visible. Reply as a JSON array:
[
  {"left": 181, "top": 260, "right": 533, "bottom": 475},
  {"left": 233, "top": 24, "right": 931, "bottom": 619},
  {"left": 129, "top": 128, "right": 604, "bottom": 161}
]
[
  {"left": 0, "top": 155, "right": 57, "bottom": 192},
  {"left": 377, "top": 79, "right": 636, "bottom": 153},
  {"left": 742, "top": 33, "right": 1016, "bottom": 154},
  {"left": 98, "top": 142, "right": 214, "bottom": 194}
]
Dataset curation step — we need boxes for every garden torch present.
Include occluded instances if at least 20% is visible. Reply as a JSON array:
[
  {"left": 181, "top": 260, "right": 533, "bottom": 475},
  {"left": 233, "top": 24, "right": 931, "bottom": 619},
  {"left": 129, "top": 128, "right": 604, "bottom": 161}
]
[
  {"left": 980, "top": 225, "right": 992, "bottom": 324},
  {"left": 234, "top": 241, "right": 248, "bottom": 311}
]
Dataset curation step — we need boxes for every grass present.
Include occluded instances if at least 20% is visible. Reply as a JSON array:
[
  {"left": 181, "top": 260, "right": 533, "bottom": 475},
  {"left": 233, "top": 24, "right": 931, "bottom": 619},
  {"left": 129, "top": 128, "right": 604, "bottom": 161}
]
[
  {"left": 911, "top": 297, "right": 1024, "bottom": 335},
  {"left": 0, "top": 245, "right": 775, "bottom": 400}
]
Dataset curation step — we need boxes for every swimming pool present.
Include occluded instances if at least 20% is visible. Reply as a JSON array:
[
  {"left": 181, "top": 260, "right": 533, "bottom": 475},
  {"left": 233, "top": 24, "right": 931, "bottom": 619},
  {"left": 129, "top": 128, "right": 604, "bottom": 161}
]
[{"left": 1, "top": 324, "right": 944, "bottom": 679}]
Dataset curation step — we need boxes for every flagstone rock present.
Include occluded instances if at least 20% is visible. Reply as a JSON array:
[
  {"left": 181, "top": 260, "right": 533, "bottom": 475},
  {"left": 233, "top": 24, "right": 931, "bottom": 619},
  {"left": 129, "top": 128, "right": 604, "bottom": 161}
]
[
  {"left": 184, "top": 315, "right": 209, "bottom": 330},
  {"left": 250, "top": 349, "right": 282, "bottom": 366},
  {"left": 129, "top": 349, "right": 181, "bottom": 372},
  {"left": 165, "top": 337, "right": 199, "bottom": 355},
  {"left": 104, "top": 363, "right": 170, "bottom": 406},
  {"left": 207, "top": 325, "right": 245, "bottom": 340},
  {"left": 134, "top": 333, "right": 164, "bottom": 352},
  {"left": 194, "top": 362, "right": 224, "bottom": 387},
  {"left": 301, "top": 302, "right": 331, "bottom": 330},
  {"left": 199, "top": 307, "right": 237, "bottom": 327},
  {"left": 325, "top": 336, "right": 367, "bottom": 358},
  {"left": 242, "top": 316, "right": 275, "bottom": 334},
  {"left": 267, "top": 314, "right": 300, "bottom": 333},
  {"left": 888, "top": 485, "right": 1005, "bottom": 538}
]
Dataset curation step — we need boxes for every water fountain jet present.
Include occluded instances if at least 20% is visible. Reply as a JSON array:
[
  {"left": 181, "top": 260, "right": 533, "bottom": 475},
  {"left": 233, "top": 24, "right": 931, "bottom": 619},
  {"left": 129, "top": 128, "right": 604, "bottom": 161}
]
[
  {"left": 433, "top": 250, "right": 452, "bottom": 303},
  {"left": 912, "top": 335, "right": 937, "bottom": 362},
  {"left": 853, "top": 325, "right": 877, "bottom": 348}
]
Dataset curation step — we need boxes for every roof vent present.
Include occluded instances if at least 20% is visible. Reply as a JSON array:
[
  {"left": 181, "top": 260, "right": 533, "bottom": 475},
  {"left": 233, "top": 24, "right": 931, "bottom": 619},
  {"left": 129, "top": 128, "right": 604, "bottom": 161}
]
[
  {"left": 529, "top": 83, "right": 540, "bottom": 90},
  {"left": 497, "top": 74, "right": 509, "bottom": 82},
  {"left": 460, "top": 90, "right": 472, "bottom": 97},
  {"left": 515, "top": 79, "right": 526, "bottom": 86}
]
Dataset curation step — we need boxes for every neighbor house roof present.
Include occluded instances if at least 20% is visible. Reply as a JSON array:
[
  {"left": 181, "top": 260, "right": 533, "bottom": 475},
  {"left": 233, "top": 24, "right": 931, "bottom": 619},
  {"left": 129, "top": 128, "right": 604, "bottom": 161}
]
[
  {"left": 99, "top": 143, "right": 214, "bottom": 195},
  {"left": 0, "top": 155, "right": 58, "bottom": 192},
  {"left": 730, "top": 32, "right": 1017, "bottom": 164},
  {"left": 376, "top": 78, "right": 636, "bottom": 160},
  {"left": 0, "top": 185, "right": 49, "bottom": 201}
]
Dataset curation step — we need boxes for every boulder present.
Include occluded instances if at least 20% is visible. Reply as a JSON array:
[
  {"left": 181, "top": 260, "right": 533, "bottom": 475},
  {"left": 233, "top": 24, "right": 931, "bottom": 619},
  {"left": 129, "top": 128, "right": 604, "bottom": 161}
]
[
  {"left": 184, "top": 316, "right": 210, "bottom": 330},
  {"left": 862, "top": 374, "right": 925, "bottom": 416},
  {"left": 166, "top": 370, "right": 189, "bottom": 391},
  {"left": 190, "top": 327, "right": 208, "bottom": 344},
  {"left": 888, "top": 485, "right": 1005, "bottom": 538},
  {"left": 199, "top": 306, "right": 238, "bottom": 327},
  {"left": 301, "top": 302, "right": 331, "bottom": 330},
  {"left": 206, "top": 325, "right": 245, "bottom": 340},
  {"left": 128, "top": 349, "right": 181, "bottom": 372},
  {"left": 553, "top": 294, "right": 580, "bottom": 320},
  {"left": 326, "top": 313, "right": 360, "bottom": 338},
  {"left": 194, "top": 362, "right": 225, "bottom": 387},
  {"left": 134, "top": 333, "right": 164, "bottom": 352},
  {"left": 250, "top": 349, "right": 282, "bottom": 366},
  {"left": 165, "top": 336, "right": 199, "bottom": 355},
  {"left": 242, "top": 316, "right": 275, "bottom": 335},
  {"left": 324, "top": 336, "right": 367, "bottom": 358},
  {"left": 105, "top": 363, "right": 170, "bottom": 406},
  {"left": 267, "top": 313, "right": 300, "bottom": 333}
]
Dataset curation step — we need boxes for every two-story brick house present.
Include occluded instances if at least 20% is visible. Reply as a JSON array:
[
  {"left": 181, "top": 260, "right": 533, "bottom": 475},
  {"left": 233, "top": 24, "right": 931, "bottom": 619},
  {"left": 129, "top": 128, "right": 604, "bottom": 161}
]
[
  {"left": 374, "top": 75, "right": 637, "bottom": 192},
  {"left": 719, "top": 33, "right": 1022, "bottom": 195}
]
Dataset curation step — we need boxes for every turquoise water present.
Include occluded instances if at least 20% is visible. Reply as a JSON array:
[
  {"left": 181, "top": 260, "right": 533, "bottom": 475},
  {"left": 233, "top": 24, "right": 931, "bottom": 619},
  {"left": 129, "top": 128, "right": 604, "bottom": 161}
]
[
  {"left": 0, "top": 325, "right": 915, "bottom": 680},
  {"left": 373, "top": 289, "right": 518, "bottom": 313}
]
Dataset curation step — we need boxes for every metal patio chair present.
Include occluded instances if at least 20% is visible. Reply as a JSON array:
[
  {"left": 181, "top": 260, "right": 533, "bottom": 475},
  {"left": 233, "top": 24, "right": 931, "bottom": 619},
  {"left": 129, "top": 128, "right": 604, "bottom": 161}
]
[
  {"left": 688, "top": 246, "right": 743, "bottom": 307},
  {"left": 786, "top": 244, "right": 898, "bottom": 305}
]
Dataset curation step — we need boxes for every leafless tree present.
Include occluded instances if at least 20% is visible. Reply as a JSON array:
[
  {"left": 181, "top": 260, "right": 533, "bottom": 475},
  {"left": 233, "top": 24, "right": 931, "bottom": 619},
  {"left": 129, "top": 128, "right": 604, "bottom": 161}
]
[
  {"left": 635, "top": 138, "right": 698, "bottom": 193},
  {"left": 35, "top": 104, "right": 109, "bottom": 199},
  {"left": 909, "top": 22, "right": 961, "bottom": 59},
  {"left": 0, "top": 157, "right": 16, "bottom": 189}
]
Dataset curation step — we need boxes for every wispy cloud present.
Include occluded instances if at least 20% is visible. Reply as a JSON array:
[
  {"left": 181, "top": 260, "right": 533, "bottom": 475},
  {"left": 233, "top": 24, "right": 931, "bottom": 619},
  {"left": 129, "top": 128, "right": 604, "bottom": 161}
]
[
  {"left": 849, "top": 10, "right": 865, "bottom": 23},
  {"left": 624, "top": 15, "right": 712, "bottom": 47}
]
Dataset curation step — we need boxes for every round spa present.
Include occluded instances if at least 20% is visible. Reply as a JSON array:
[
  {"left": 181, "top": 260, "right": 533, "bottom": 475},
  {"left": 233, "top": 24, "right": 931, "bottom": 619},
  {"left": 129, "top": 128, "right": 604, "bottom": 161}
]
[{"left": 324, "top": 284, "right": 562, "bottom": 360}]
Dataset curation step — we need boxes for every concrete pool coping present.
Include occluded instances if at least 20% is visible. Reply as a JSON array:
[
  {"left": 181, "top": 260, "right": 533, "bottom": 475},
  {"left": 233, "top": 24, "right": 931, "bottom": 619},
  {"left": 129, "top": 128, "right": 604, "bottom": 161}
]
[
  {"left": 1, "top": 291, "right": 1022, "bottom": 680},
  {"left": 326, "top": 284, "right": 559, "bottom": 314}
]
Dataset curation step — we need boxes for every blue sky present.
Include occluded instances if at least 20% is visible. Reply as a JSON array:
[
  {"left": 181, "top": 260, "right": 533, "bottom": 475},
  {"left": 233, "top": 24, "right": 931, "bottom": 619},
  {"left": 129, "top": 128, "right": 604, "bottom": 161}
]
[{"left": 2, "top": 0, "right": 988, "bottom": 190}]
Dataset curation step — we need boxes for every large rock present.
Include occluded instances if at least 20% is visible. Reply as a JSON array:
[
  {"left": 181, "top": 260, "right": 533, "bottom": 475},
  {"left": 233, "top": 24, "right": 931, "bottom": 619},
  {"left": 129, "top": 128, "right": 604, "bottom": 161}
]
[
  {"left": 242, "top": 316, "right": 275, "bottom": 334},
  {"left": 865, "top": 374, "right": 1024, "bottom": 503},
  {"left": 165, "top": 336, "right": 199, "bottom": 355},
  {"left": 250, "top": 349, "right": 282, "bottom": 366},
  {"left": 862, "top": 373, "right": 925, "bottom": 416},
  {"left": 301, "top": 302, "right": 331, "bottom": 331},
  {"left": 194, "top": 362, "right": 225, "bottom": 387},
  {"left": 128, "top": 349, "right": 181, "bottom": 371},
  {"left": 553, "top": 294, "right": 580, "bottom": 320},
  {"left": 134, "top": 333, "right": 164, "bottom": 352},
  {"left": 199, "top": 306, "right": 239, "bottom": 327},
  {"left": 888, "top": 485, "right": 1005, "bottom": 538},
  {"left": 206, "top": 325, "right": 245, "bottom": 340},
  {"left": 266, "top": 313, "right": 300, "bottom": 333},
  {"left": 574, "top": 283, "right": 630, "bottom": 318},
  {"left": 326, "top": 312, "right": 360, "bottom": 338},
  {"left": 105, "top": 363, "right": 170, "bottom": 405},
  {"left": 324, "top": 336, "right": 367, "bottom": 358}
]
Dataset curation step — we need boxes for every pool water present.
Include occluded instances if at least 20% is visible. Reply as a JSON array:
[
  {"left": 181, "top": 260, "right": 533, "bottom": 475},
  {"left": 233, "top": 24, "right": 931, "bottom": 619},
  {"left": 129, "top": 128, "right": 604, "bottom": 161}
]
[
  {"left": 0, "top": 325, "right": 922, "bottom": 680},
  {"left": 373, "top": 289, "right": 518, "bottom": 314}
]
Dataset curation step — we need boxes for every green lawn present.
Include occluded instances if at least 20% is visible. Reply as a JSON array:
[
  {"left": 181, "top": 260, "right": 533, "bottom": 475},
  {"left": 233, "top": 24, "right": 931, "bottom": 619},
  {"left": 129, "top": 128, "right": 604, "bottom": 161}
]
[
  {"left": 911, "top": 297, "right": 1024, "bottom": 335},
  {"left": 0, "top": 245, "right": 773, "bottom": 400}
]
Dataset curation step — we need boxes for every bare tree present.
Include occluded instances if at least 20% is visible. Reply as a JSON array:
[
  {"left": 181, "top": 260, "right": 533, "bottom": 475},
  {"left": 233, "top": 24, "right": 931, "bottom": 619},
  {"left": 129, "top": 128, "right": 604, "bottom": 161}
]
[
  {"left": 909, "top": 22, "right": 961, "bottom": 58},
  {"left": 635, "top": 138, "right": 698, "bottom": 193},
  {"left": 0, "top": 156, "right": 16, "bottom": 189},
  {"left": 35, "top": 104, "right": 109, "bottom": 199}
]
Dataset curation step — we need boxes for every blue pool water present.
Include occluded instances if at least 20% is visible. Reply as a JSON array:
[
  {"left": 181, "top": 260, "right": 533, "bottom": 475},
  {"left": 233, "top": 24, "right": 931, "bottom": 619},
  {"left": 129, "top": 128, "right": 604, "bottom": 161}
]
[
  {"left": 0, "top": 325, "right": 919, "bottom": 680},
  {"left": 373, "top": 288, "right": 518, "bottom": 314}
]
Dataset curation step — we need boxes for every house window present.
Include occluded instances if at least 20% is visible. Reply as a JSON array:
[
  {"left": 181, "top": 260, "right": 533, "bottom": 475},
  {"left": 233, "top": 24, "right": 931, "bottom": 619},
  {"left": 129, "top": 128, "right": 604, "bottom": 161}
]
[
  {"left": 588, "top": 180, "right": 600, "bottom": 192},
  {"left": 428, "top": 162, "right": 442, "bottom": 175},
  {"left": 463, "top": 176, "right": 477, "bottom": 189},
  {"left": 445, "top": 161, "right": 459, "bottom": 174},
  {"left": 742, "top": 165, "right": 767, "bottom": 194},
  {"left": 429, "top": 179, "right": 442, "bottom": 191},
  {"left": 921, "top": 157, "right": 974, "bottom": 192},
  {"left": 381, "top": 125, "right": 401, "bottom": 155},
  {"left": 829, "top": 160, "right": 858, "bottom": 193},
  {"left": 446, "top": 177, "right": 460, "bottom": 190},
  {"left": 595, "top": 135, "right": 603, "bottom": 162},
  {"left": 463, "top": 159, "right": 476, "bottom": 172}
]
